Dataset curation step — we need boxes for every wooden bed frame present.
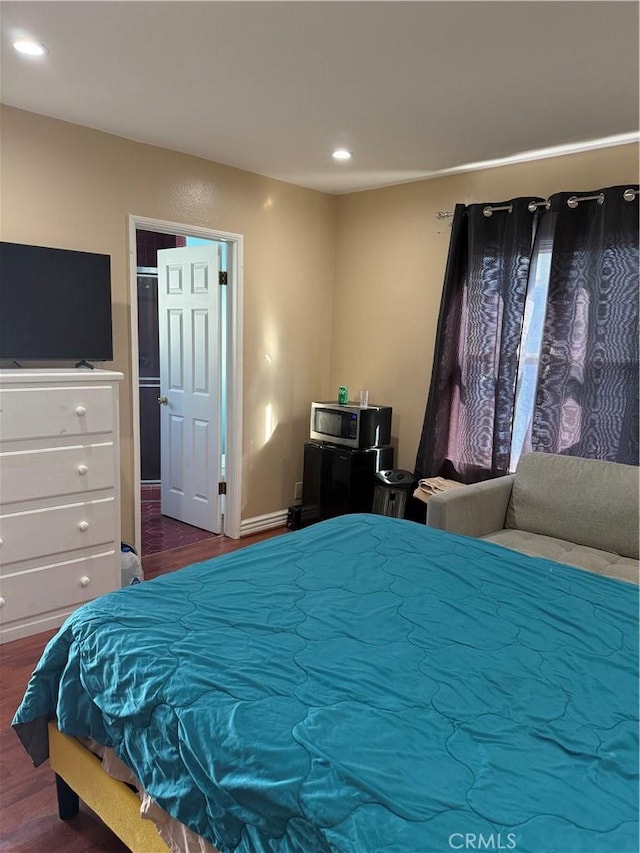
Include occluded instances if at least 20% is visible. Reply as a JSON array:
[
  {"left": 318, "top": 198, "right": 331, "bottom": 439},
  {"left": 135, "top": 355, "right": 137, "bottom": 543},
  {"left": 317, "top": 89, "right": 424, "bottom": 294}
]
[{"left": 48, "top": 722, "right": 171, "bottom": 852}]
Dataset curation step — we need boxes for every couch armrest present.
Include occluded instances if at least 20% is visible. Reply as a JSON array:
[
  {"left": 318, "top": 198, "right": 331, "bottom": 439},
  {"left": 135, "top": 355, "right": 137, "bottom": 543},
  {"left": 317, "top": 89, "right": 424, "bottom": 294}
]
[{"left": 426, "top": 475, "right": 515, "bottom": 538}]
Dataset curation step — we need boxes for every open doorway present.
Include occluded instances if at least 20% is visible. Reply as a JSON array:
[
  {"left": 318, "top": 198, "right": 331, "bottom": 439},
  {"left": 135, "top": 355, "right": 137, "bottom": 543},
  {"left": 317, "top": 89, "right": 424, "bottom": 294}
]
[
  {"left": 138, "top": 235, "right": 224, "bottom": 555},
  {"left": 128, "top": 216, "right": 244, "bottom": 557}
]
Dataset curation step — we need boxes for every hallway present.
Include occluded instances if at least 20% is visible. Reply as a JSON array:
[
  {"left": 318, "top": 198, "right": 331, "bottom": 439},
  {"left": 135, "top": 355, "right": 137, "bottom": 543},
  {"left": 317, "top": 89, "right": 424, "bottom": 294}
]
[{"left": 140, "top": 485, "right": 218, "bottom": 556}]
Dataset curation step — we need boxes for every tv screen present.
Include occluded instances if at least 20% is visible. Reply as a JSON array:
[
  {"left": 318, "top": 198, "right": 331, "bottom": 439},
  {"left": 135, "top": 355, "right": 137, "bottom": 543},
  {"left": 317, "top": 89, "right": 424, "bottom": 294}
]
[{"left": 0, "top": 242, "right": 113, "bottom": 362}]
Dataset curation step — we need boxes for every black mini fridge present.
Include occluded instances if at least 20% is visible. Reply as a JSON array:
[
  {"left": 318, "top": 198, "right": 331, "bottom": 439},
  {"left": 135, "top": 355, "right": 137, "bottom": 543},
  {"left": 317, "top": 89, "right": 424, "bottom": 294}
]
[{"left": 301, "top": 441, "right": 394, "bottom": 525}]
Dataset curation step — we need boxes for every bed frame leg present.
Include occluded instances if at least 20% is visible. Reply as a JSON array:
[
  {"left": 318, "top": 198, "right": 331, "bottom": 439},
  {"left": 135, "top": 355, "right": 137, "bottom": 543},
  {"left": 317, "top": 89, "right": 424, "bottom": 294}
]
[{"left": 55, "top": 773, "right": 79, "bottom": 820}]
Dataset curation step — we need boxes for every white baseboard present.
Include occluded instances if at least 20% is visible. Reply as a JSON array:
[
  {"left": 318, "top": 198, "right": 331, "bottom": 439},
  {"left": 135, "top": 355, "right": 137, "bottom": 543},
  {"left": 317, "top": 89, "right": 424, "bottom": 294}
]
[{"left": 239, "top": 509, "right": 288, "bottom": 537}]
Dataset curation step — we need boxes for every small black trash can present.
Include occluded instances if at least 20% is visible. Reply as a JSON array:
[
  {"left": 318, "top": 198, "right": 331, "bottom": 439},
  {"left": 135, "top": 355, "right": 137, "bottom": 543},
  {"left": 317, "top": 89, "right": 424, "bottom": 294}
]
[{"left": 372, "top": 470, "right": 415, "bottom": 519}]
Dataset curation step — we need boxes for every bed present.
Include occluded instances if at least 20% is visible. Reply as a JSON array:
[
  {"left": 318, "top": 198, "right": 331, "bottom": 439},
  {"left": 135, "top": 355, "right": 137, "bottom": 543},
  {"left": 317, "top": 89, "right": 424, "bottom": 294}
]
[{"left": 12, "top": 513, "right": 639, "bottom": 852}]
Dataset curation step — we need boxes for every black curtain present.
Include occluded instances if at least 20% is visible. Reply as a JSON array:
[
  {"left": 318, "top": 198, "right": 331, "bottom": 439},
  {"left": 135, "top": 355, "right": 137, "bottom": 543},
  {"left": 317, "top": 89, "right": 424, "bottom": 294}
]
[
  {"left": 414, "top": 204, "right": 467, "bottom": 481},
  {"left": 530, "top": 186, "right": 639, "bottom": 464},
  {"left": 415, "top": 197, "right": 542, "bottom": 483},
  {"left": 416, "top": 185, "right": 640, "bottom": 482}
]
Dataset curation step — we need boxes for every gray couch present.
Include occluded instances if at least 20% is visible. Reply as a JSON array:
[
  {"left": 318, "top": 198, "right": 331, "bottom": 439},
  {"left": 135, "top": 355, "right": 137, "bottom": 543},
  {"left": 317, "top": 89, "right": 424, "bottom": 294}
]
[{"left": 426, "top": 452, "right": 639, "bottom": 584}]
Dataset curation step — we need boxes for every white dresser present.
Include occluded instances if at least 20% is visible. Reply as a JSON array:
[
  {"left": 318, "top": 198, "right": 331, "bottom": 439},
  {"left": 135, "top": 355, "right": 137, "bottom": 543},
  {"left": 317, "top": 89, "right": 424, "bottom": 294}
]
[{"left": 0, "top": 369, "right": 123, "bottom": 643}]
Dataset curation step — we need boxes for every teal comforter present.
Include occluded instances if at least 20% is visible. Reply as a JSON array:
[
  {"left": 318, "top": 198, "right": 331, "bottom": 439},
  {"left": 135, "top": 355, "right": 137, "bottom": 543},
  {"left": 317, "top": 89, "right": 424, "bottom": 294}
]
[{"left": 13, "top": 514, "right": 639, "bottom": 852}]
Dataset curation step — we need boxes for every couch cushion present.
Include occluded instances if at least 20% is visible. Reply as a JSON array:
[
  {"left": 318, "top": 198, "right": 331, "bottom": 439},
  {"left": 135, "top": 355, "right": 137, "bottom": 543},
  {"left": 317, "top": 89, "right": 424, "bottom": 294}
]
[
  {"left": 483, "top": 529, "right": 639, "bottom": 584},
  {"left": 505, "top": 453, "right": 639, "bottom": 559}
]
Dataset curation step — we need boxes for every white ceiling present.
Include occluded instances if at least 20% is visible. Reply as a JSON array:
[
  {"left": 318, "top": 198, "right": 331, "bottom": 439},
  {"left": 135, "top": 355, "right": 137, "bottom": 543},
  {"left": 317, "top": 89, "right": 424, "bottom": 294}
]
[{"left": 1, "top": 1, "right": 638, "bottom": 194}]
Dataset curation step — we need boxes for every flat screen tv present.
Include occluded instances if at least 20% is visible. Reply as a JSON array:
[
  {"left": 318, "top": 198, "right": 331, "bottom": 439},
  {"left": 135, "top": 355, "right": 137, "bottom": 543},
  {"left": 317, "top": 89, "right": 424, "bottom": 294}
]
[{"left": 0, "top": 241, "right": 113, "bottom": 362}]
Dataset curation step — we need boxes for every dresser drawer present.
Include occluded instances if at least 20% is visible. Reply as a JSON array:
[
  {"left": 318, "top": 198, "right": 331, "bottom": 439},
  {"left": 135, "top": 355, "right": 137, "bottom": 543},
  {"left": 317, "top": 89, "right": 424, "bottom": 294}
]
[
  {"left": 0, "top": 498, "right": 116, "bottom": 565},
  {"left": 0, "top": 442, "right": 115, "bottom": 505},
  {"left": 0, "top": 385, "right": 114, "bottom": 441},
  {"left": 0, "top": 551, "right": 119, "bottom": 624}
]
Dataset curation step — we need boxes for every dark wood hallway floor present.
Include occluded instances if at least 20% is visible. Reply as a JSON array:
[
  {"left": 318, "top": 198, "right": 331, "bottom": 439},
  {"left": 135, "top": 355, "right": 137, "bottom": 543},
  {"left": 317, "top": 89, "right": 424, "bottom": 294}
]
[{"left": 0, "top": 527, "right": 287, "bottom": 852}]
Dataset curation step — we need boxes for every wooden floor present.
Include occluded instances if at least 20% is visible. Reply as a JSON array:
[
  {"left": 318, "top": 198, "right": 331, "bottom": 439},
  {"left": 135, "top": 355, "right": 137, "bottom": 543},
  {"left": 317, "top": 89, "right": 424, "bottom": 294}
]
[{"left": 0, "top": 527, "right": 287, "bottom": 852}]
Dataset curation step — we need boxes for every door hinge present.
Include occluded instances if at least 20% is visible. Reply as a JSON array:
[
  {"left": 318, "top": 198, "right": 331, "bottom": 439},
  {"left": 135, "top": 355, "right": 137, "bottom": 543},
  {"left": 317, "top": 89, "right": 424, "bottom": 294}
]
[
  {"left": 219, "top": 271, "right": 228, "bottom": 286},
  {"left": 218, "top": 481, "right": 227, "bottom": 495}
]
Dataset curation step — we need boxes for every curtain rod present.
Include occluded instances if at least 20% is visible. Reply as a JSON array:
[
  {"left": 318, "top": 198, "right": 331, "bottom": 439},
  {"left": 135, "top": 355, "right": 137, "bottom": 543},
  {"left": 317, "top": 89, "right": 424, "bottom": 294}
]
[{"left": 436, "top": 187, "right": 639, "bottom": 219}]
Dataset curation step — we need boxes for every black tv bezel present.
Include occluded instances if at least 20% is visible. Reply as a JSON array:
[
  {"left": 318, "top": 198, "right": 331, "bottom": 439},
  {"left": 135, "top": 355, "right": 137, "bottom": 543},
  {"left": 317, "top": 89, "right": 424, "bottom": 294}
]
[{"left": 0, "top": 241, "right": 114, "bottom": 363}]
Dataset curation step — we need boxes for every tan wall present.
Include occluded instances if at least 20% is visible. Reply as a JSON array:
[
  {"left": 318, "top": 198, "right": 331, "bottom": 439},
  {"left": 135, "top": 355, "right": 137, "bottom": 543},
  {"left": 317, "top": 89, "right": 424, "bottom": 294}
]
[
  {"left": 332, "top": 144, "right": 639, "bottom": 472},
  {"left": 0, "top": 106, "right": 337, "bottom": 539}
]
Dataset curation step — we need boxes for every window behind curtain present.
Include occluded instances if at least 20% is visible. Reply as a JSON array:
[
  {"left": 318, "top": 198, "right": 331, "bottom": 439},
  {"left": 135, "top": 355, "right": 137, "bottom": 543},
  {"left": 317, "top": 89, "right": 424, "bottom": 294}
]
[{"left": 509, "top": 218, "right": 553, "bottom": 470}]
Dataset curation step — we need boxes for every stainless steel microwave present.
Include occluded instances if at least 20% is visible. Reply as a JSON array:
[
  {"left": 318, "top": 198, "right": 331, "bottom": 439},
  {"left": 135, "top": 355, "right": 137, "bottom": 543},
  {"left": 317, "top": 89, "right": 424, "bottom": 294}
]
[{"left": 310, "top": 401, "right": 392, "bottom": 449}]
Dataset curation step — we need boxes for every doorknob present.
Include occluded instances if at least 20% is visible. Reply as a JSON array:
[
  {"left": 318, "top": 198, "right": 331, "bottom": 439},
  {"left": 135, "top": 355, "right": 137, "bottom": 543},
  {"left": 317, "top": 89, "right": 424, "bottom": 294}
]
[{"left": 158, "top": 396, "right": 169, "bottom": 405}]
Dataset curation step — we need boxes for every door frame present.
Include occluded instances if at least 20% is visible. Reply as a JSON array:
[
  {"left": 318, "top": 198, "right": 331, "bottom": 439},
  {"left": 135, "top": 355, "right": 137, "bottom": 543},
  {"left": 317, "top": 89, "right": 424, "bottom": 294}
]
[{"left": 127, "top": 214, "right": 244, "bottom": 551}]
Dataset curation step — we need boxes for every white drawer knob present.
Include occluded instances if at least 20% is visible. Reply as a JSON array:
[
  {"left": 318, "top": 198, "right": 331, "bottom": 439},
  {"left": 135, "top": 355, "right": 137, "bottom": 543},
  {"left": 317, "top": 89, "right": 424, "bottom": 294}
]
[
  {"left": 77, "top": 464, "right": 89, "bottom": 475},
  {"left": 0, "top": 596, "right": 5, "bottom": 609},
  {"left": 78, "top": 521, "right": 90, "bottom": 532},
  {"left": 0, "top": 537, "right": 3, "bottom": 547},
  {"left": 75, "top": 405, "right": 87, "bottom": 416},
  {"left": 80, "top": 576, "right": 91, "bottom": 588}
]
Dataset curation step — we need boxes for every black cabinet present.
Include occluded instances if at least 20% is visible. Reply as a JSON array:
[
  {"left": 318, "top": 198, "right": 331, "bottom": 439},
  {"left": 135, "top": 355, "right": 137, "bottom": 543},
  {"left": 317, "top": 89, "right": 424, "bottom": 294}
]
[{"left": 302, "top": 441, "right": 394, "bottom": 525}]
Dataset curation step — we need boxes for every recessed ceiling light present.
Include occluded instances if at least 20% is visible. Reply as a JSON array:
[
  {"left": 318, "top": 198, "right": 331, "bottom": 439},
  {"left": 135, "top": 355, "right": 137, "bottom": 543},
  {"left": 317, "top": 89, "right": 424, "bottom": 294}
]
[
  {"left": 332, "top": 149, "right": 352, "bottom": 161},
  {"left": 13, "top": 39, "right": 47, "bottom": 57}
]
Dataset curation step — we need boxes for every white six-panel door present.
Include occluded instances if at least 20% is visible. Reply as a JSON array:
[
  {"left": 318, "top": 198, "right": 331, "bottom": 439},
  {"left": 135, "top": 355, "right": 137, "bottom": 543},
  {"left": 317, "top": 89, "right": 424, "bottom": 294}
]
[{"left": 157, "top": 246, "right": 221, "bottom": 533}]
